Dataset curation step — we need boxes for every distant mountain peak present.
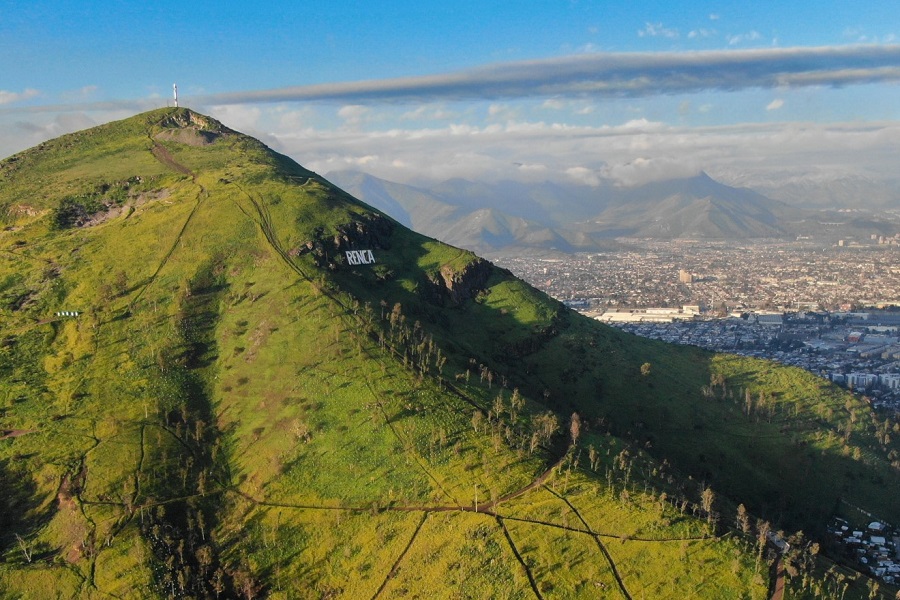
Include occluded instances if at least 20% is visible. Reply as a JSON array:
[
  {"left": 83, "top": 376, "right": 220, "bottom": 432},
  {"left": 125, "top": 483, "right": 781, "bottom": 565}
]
[{"left": 327, "top": 168, "right": 810, "bottom": 247}]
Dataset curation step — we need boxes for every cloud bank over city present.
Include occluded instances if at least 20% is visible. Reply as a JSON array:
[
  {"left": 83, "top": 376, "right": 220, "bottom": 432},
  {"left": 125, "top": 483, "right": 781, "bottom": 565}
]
[{"left": 265, "top": 116, "right": 900, "bottom": 189}]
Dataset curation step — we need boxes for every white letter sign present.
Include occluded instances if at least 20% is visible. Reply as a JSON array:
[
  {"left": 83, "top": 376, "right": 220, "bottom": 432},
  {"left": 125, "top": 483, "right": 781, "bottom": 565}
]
[{"left": 346, "top": 250, "right": 375, "bottom": 265}]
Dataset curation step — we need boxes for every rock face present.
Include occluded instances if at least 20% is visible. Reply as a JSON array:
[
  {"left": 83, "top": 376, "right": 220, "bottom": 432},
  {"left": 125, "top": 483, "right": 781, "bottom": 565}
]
[
  {"left": 158, "top": 110, "right": 227, "bottom": 133},
  {"left": 153, "top": 129, "right": 220, "bottom": 147},
  {"left": 436, "top": 258, "right": 492, "bottom": 304},
  {"left": 293, "top": 212, "right": 395, "bottom": 268},
  {"left": 331, "top": 213, "right": 395, "bottom": 252},
  {"left": 153, "top": 109, "right": 232, "bottom": 146}
]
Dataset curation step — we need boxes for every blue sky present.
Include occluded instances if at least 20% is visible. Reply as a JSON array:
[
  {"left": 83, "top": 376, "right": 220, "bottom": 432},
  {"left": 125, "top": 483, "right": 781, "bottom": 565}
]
[{"left": 2, "top": 0, "right": 900, "bottom": 189}]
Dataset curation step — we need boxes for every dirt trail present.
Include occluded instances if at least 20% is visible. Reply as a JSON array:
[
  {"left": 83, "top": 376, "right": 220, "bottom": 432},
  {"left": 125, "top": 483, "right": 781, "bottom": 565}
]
[
  {"left": 545, "top": 485, "right": 632, "bottom": 600},
  {"left": 130, "top": 134, "right": 206, "bottom": 308},
  {"left": 150, "top": 142, "right": 194, "bottom": 177},
  {"left": 769, "top": 554, "right": 785, "bottom": 600},
  {"left": 370, "top": 512, "right": 429, "bottom": 600},
  {"left": 0, "top": 429, "right": 37, "bottom": 440},
  {"left": 496, "top": 514, "right": 544, "bottom": 599}
]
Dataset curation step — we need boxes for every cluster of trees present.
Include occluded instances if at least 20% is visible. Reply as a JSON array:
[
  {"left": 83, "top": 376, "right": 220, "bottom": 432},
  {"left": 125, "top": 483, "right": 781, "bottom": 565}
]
[
  {"left": 375, "top": 302, "right": 447, "bottom": 378},
  {"left": 466, "top": 387, "right": 563, "bottom": 459}
]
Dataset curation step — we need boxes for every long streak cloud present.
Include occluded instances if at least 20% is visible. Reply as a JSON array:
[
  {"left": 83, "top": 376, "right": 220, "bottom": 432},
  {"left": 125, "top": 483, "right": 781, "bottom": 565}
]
[
  {"left": 3, "top": 44, "right": 900, "bottom": 115},
  {"left": 195, "top": 45, "right": 900, "bottom": 106}
]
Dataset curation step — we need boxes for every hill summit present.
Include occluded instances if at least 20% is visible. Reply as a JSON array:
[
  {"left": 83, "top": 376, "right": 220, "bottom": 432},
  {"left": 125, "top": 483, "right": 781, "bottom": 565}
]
[{"left": 0, "top": 108, "right": 897, "bottom": 598}]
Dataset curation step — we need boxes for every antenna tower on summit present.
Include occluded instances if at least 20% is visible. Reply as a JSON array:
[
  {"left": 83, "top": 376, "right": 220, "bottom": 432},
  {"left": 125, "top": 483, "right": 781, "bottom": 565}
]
[{"left": 173, "top": 83, "right": 178, "bottom": 108}]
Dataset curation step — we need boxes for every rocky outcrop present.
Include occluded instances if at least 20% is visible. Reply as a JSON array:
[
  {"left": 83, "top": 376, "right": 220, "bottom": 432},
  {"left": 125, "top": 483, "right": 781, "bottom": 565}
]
[
  {"left": 158, "top": 109, "right": 228, "bottom": 133},
  {"left": 154, "top": 128, "right": 220, "bottom": 147},
  {"left": 292, "top": 212, "right": 395, "bottom": 268},
  {"left": 432, "top": 258, "right": 493, "bottom": 305},
  {"left": 331, "top": 213, "right": 395, "bottom": 252}
]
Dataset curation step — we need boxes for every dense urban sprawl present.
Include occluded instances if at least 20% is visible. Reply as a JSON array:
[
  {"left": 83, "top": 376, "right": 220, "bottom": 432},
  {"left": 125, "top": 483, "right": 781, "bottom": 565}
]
[{"left": 495, "top": 240, "right": 900, "bottom": 413}]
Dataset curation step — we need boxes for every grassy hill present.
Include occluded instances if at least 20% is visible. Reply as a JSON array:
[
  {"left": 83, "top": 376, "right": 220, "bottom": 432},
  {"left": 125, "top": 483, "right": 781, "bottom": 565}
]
[{"left": 0, "top": 108, "right": 897, "bottom": 599}]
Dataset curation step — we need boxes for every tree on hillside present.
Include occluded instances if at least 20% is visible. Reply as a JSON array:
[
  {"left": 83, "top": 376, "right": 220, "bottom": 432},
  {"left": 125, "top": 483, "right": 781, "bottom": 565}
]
[
  {"left": 569, "top": 412, "right": 582, "bottom": 446},
  {"left": 700, "top": 486, "right": 716, "bottom": 527},
  {"left": 736, "top": 503, "right": 750, "bottom": 534}
]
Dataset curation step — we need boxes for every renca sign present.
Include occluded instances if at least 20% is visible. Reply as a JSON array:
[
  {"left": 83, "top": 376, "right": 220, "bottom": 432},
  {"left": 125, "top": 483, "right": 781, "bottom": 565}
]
[{"left": 345, "top": 249, "right": 376, "bottom": 265}]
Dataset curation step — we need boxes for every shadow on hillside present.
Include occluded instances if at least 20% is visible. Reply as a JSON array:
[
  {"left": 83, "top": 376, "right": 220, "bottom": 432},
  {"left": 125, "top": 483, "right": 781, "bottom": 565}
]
[
  {"left": 295, "top": 214, "right": 900, "bottom": 537},
  {"left": 0, "top": 457, "right": 46, "bottom": 562},
  {"left": 587, "top": 332, "right": 899, "bottom": 535}
]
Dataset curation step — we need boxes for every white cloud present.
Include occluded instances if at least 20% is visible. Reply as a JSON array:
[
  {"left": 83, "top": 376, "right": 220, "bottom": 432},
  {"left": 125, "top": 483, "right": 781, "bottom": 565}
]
[
  {"left": 639, "top": 22, "right": 679, "bottom": 39},
  {"left": 276, "top": 106, "right": 318, "bottom": 130},
  {"left": 338, "top": 104, "right": 370, "bottom": 125},
  {"left": 399, "top": 105, "right": 458, "bottom": 121},
  {"left": 0, "top": 88, "right": 39, "bottom": 105},
  {"left": 487, "top": 103, "right": 520, "bottom": 120},
  {"left": 688, "top": 28, "right": 716, "bottom": 39},
  {"left": 709, "top": 14, "right": 720, "bottom": 21},
  {"left": 58, "top": 85, "right": 99, "bottom": 102},
  {"left": 265, "top": 114, "right": 900, "bottom": 196},
  {"left": 208, "top": 104, "right": 262, "bottom": 132},
  {"left": 488, "top": 104, "right": 507, "bottom": 116},
  {"left": 566, "top": 166, "right": 601, "bottom": 186},
  {"left": 621, "top": 118, "right": 664, "bottom": 130},
  {"left": 603, "top": 156, "right": 702, "bottom": 187},
  {"left": 766, "top": 98, "right": 784, "bottom": 111},
  {"left": 0, "top": 111, "right": 98, "bottom": 157},
  {"left": 728, "top": 31, "right": 763, "bottom": 45}
]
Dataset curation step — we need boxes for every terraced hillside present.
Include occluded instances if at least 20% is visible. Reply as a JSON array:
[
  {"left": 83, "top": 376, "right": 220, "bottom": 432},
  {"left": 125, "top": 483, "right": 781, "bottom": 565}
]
[{"left": 0, "top": 108, "right": 897, "bottom": 599}]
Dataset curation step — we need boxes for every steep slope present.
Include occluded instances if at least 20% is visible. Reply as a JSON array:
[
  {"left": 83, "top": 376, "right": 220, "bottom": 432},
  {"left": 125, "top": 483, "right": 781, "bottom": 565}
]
[{"left": 0, "top": 109, "right": 897, "bottom": 599}]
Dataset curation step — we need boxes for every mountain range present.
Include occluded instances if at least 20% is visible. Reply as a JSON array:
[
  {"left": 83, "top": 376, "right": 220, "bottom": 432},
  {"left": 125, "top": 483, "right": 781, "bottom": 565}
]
[
  {"left": 0, "top": 109, "right": 897, "bottom": 598},
  {"left": 326, "top": 169, "right": 900, "bottom": 254}
]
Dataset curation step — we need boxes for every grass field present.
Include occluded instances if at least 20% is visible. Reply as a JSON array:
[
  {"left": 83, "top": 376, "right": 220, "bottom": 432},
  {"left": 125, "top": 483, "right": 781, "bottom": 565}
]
[{"left": 0, "top": 108, "right": 896, "bottom": 598}]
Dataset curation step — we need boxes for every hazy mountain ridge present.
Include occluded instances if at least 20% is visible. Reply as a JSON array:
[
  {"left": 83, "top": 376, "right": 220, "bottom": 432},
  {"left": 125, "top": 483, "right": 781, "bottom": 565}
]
[
  {"left": 326, "top": 169, "right": 842, "bottom": 252},
  {"left": 1, "top": 109, "right": 897, "bottom": 598},
  {"left": 721, "top": 170, "right": 900, "bottom": 211}
]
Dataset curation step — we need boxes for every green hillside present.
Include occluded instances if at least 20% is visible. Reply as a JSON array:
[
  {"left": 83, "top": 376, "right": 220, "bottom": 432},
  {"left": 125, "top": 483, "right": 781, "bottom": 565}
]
[{"left": 0, "top": 108, "right": 897, "bottom": 599}]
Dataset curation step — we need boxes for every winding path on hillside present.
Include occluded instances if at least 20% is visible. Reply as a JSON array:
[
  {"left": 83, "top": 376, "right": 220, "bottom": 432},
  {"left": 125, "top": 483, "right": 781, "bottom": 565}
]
[
  {"left": 769, "top": 554, "right": 785, "bottom": 600},
  {"left": 128, "top": 129, "right": 207, "bottom": 309},
  {"left": 545, "top": 485, "right": 633, "bottom": 599}
]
